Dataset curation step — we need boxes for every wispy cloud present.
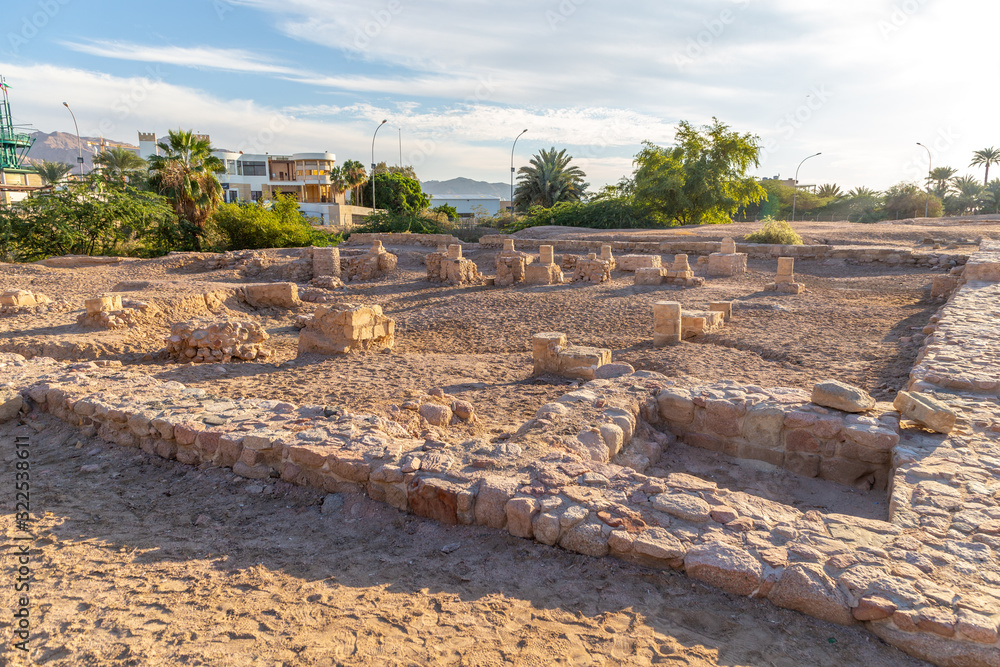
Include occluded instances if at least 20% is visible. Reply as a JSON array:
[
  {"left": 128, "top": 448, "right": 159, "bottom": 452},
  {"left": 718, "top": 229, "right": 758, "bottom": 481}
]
[{"left": 62, "top": 40, "right": 299, "bottom": 75}]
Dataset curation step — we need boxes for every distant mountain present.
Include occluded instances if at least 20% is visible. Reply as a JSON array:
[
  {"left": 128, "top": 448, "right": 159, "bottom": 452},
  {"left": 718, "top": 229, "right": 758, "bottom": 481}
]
[
  {"left": 23, "top": 131, "right": 137, "bottom": 170},
  {"left": 422, "top": 177, "right": 510, "bottom": 198}
]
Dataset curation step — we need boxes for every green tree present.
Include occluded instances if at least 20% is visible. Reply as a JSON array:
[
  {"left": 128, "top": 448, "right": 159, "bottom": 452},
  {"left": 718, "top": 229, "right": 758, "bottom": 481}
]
[
  {"left": 35, "top": 160, "right": 73, "bottom": 186},
  {"left": 883, "top": 182, "right": 943, "bottom": 219},
  {"left": 360, "top": 171, "right": 430, "bottom": 213},
  {"left": 432, "top": 203, "right": 460, "bottom": 221},
  {"left": 328, "top": 165, "right": 348, "bottom": 203},
  {"left": 513, "top": 147, "right": 588, "bottom": 210},
  {"left": 816, "top": 183, "right": 843, "bottom": 199},
  {"left": 147, "top": 129, "right": 225, "bottom": 250},
  {"left": 970, "top": 147, "right": 1000, "bottom": 185},
  {"left": 978, "top": 179, "right": 1000, "bottom": 214},
  {"left": 847, "top": 186, "right": 879, "bottom": 198},
  {"left": 0, "top": 173, "right": 176, "bottom": 261},
  {"left": 945, "top": 175, "right": 984, "bottom": 215},
  {"left": 211, "top": 193, "right": 334, "bottom": 250},
  {"left": 373, "top": 161, "right": 418, "bottom": 179},
  {"left": 926, "top": 166, "right": 958, "bottom": 199},
  {"left": 631, "top": 118, "right": 764, "bottom": 225},
  {"left": 341, "top": 159, "right": 367, "bottom": 205},
  {"left": 94, "top": 146, "right": 147, "bottom": 184}
]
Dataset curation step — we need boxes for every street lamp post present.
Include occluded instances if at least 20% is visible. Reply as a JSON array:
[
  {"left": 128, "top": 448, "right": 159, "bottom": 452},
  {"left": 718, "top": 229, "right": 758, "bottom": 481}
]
[
  {"left": 62, "top": 102, "right": 84, "bottom": 178},
  {"left": 510, "top": 129, "right": 527, "bottom": 224},
  {"left": 916, "top": 142, "right": 932, "bottom": 218},
  {"left": 791, "top": 152, "right": 822, "bottom": 222},
  {"left": 371, "top": 119, "right": 387, "bottom": 210}
]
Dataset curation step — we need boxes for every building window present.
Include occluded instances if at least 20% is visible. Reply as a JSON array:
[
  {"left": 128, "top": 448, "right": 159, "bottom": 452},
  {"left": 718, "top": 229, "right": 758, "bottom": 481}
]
[
  {"left": 251, "top": 190, "right": 262, "bottom": 201},
  {"left": 238, "top": 161, "right": 267, "bottom": 176}
]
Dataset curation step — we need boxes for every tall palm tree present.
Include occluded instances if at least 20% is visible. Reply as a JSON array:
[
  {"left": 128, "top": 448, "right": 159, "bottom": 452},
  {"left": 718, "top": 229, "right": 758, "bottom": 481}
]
[
  {"left": 341, "top": 159, "right": 367, "bottom": 205},
  {"left": 926, "top": 166, "right": 958, "bottom": 199},
  {"left": 35, "top": 160, "right": 73, "bottom": 186},
  {"left": 816, "top": 183, "right": 842, "bottom": 199},
  {"left": 513, "top": 147, "right": 588, "bottom": 210},
  {"left": 978, "top": 178, "right": 1000, "bottom": 214},
  {"left": 948, "top": 175, "right": 985, "bottom": 215},
  {"left": 147, "top": 129, "right": 224, "bottom": 250},
  {"left": 328, "top": 165, "right": 348, "bottom": 203},
  {"left": 971, "top": 147, "right": 1000, "bottom": 185},
  {"left": 94, "top": 146, "right": 147, "bottom": 184}
]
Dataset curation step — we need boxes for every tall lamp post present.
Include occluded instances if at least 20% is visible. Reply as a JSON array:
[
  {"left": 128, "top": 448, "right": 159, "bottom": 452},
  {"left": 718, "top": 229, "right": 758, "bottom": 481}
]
[
  {"left": 791, "top": 152, "right": 821, "bottom": 222},
  {"left": 916, "top": 142, "right": 932, "bottom": 218},
  {"left": 62, "top": 102, "right": 84, "bottom": 178},
  {"left": 371, "top": 119, "right": 387, "bottom": 210},
  {"left": 510, "top": 129, "right": 527, "bottom": 224}
]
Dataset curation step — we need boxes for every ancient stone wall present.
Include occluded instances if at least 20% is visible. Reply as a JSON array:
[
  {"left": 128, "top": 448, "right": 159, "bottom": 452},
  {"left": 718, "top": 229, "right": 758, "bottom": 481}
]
[
  {"left": 297, "top": 304, "right": 395, "bottom": 355},
  {"left": 164, "top": 320, "right": 271, "bottom": 363},
  {"left": 346, "top": 232, "right": 463, "bottom": 248},
  {"left": 532, "top": 332, "right": 611, "bottom": 380}
]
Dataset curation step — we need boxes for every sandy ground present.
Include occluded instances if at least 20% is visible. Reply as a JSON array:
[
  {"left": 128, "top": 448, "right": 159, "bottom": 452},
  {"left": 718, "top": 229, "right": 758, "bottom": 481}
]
[{"left": 3, "top": 217, "right": 994, "bottom": 665}]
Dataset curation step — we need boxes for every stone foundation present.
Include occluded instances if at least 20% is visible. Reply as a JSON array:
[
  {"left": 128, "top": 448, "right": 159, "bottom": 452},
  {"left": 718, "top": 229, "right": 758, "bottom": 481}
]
[
  {"left": 571, "top": 253, "right": 612, "bottom": 283},
  {"left": 297, "top": 304, "right": 395, "bottom": 355},
  {"left": 345, "top": 241, "right": 398, "bottom": 281},
  {"left": 524, "top": 246, "right": 564, "bottom": 285},
  {"left": 77, "top": 293, "right": 157, "bottom": 330},
  {"left": 766, "top": 257, "right": 805, "bottom": 293},
  {"left": 618, "top": 254, "right": 661, "bottom": 272},
  {"left": 243, "top": 282, "right": 301, "bottom": 309},
  {"left": 532, "top": 332, "right": 611, "bottom": 380},
  {"left": 164, "top": 319, "right": 271, "bottom": 363},
  {"left": 426, "top": 244, "right": 484, "bottom": 285},
  {"left": 495, "top": 239, "right": 535, "bottom": 287}
]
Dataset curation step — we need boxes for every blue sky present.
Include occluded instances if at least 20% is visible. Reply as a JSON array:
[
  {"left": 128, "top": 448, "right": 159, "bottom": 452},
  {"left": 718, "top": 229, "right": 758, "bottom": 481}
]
[{"left": 1, "top": 0, "right": 996, "bottom": 190}]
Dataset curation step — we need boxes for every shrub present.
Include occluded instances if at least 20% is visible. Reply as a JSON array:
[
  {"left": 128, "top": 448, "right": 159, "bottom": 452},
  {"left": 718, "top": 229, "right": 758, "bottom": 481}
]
[
  {"left": 349, "top": 210, "right": 449, "bottom": 236},
  {"left": 211, "top": 194, "right": 338, "bottom": 250},
  {"left": 503, "top": 198, "right": 656, "bottom": 233},
  {"left": 744, "top": 217, "right": 803, "bottom": 245}
]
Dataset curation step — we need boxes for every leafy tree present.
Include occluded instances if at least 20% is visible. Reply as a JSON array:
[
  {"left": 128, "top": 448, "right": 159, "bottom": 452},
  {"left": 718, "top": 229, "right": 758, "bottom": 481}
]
[
  {"left": 432, "top": 203, "right": 460, "bottom": 221},
  {"left": 513, "top": 147, "right": 588, "bottom": 210},
  {"left": 978, "top": 179, "right": 1000, "bottom": 214},
  {"left": 847, "top": 186, "right": 879, "bottom": 198},
  {"left": 945, "top": 175, "right": 984, "bottom": 215},
  {"left": 0, "top": 173, "right": 176, "bottom": 261},
  {"left": 94, "top": 147, "right": 147, "bottom": 184},
  {"left": 211, "top": 193, "right": 335, "bottom": 250},
  {"left": 970, "top": 147, "right": 1000, "bottom": 185},
  {"left": 35, "top": 160, "right": 73, "bottom": 186},
  {"left": 816, "top": 183, "right": 843, "bottom": 199},
  {"left": 352, "top": 210, "right": 448, "bottom": 235},
  {"left": 630, "top": 118, "right": 764, "bottom": 225},
  {"left": 359, "top": 171, "right": 430, "bottom": 213},
  {"left": 341, "top": 159, "right": 368, "bottom": 205},
  {"left": 147, "top": 128, "right": 225, "bottom": 250},
  {"left": 373, "top": 161, "right": 418, "bottom": 179},
  {"left": 883, "top": 182, "right": 943, "bottom": 219},
  {"left": 926, "top": 166, "right": 958, "bottom": 199},
  {"left": 328, "top": 165, "right": 348, "bottom": 202},
  {"left": 505, "top": 198, "right": 654, "bottom": 232}
]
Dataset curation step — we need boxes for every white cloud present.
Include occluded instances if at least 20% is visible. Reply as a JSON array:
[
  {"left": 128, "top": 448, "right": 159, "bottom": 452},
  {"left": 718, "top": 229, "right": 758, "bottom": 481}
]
[{"left": 61, "top": 40, "right": 298, "bottom": 75}]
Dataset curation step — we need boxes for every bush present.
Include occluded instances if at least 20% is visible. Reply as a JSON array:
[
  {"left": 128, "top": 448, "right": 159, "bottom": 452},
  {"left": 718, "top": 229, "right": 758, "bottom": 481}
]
[
  {"left": 744, "top": 218, "right": 803, "bottom": 245},
  {"left": 211, "top": 194, "right": 338, "bottom": 250},
  {"left": 503, "top": 198, "right": 656, "bottom": 233},
  {"left": 349, "top": 210, "right": 449, "bottom": 236}
]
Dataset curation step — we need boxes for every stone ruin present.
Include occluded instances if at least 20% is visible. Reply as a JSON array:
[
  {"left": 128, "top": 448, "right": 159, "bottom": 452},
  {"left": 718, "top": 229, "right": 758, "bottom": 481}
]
[
  {"left": 344, "top": 241, "right": 398, "bottom": 282},
  {"left": 524, "top": 245, "right": 564, "bottom": 286},
  {"left": 767, "top": 257, "right": 805, "bottom": 294},
  {"left": 532, "top": 332, "right": 611, "bottom": 380},
  {"left": 707, "top": 237, "right": 748, "bottom": 277},
  {"left": 243, "top": 282, "right": 301, "bottom": 309},
  {"left": 1, "top": 289, "right": 54, "bottom": 314},
  {"left": 571, "top": 252, "right": 612, "bottom": 284},
  {"left": 426, "top": 244, "right": 484, "bottom": 285},
  {"left": 297, "top": 303, "right": 395, "bottom": 355},
  {"left": 634, "top": 254, "right": 705, "bottom": 288},
  {"left": 618, "top": 254, "right": 661, "bottom": 272},
  {"left": 495, "top": 239, "right": 535, "bottom": 287},
  {"left": 653, "top": 300, "right": 733, "bottom": 345},
  {"left": 77, "top": 293, "right": 157, "bottom": 330},
  {"left": 164, "top": 319, "right": 271, "bottom": 363},
  {"left": 600, "top": 244, "right": 616, "bottom": 271},
  {"left": 309, "top": 246, "right": 345, "bottom": 290}
]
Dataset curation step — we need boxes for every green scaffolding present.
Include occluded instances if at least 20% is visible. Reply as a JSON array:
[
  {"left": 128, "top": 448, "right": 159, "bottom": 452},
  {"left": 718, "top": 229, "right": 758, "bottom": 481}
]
[{"left": 0, "top": 76, "right": 34, "bottom": 171}]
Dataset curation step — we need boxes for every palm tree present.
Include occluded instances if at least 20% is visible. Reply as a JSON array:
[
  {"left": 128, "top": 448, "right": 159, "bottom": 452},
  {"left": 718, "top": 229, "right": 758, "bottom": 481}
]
[
  {"left": 94, "top": 146, "right": 147, "bottom": 184},
  {"left": 971, "top": 147, "right": 1000, "bottom": 185},
  {"left": 978, "top": 178, "right": 1000, "bottom": 214},
  {"left": 35, "top": 160, "right": 73, "bottom": 186},
  {"left": 926, "top": 166, "right": 958, "bottom": 199},
  {"left": 513, "top": 147, "right": 588, "bottom": 210},
  {"left": 816, "top": 183, "right": 842, "bottom": 199},
  {"left": 947, "top": 175, "right": 985, "bottom": 215},
  {"left": 147, "top": 129, "right": 225, "bottom": 250},
  {"left": 341, "top": 159, "right": 367, "bottom": 205},
  {"left": 847, "top": 186, "right": 879, "bottom": 198},
  {"left": 328, "top": 165, "right": 348, "bottom": 203}
]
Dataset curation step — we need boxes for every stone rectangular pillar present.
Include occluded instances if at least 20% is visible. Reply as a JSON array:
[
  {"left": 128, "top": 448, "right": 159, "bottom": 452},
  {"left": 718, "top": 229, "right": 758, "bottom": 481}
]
[
  {"left": 720, "top": 237, "right": 736, "bottom": 254},
  {"left": 653, "top": 301, "right": 681, "bottom": 346},
  {"left": 371, "top": 240, "right": 384, "bottom": 254},
  {"left": 776, "top": 257, "right": 795, "bottom": 283},
  {"left": 709, "top": 301, "right": 733, "bottom": 321},
  {"left": 539, "top": 245, "right": 555, "bottom": 265},
  {"left": 503, "top": 239, "right": 515, "bottom": 252},
  {"left": 312, "top": 246, "right": 341, "bottom": 278},
  {"left": 532, "top": 332, "right": 567, "bottom": 374},
  {"left": 673, "top": 254, "right": 691, "bottom": 272},
  {"left": 600, "top": 245, "right": 613, "bottom": 261},
  {"left": 448, "top": 244, "right": 463, "bottom": 260}
]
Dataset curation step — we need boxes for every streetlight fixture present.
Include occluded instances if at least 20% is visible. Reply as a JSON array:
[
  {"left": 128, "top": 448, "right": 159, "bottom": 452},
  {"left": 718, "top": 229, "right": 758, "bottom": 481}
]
[
  {"left": 371, "top": 119, "right": 387, "bottom": 210},
  {"left": 510, "top": 129, "right": 527, "bottom": 224},
  {"left": 916, "top": 142, "right": 932, "bottom": 218},
  {"left": 791, "top": 152, "right": 821, "bottom": 222},
  {"left": 62, "top": 102, "right": 84, "bottom": 178}
]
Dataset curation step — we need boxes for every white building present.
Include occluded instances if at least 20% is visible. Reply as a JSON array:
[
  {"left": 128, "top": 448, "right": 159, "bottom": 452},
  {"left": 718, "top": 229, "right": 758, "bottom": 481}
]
[{"left": 428, "top": 194, "right": 505, "bottom": 218}]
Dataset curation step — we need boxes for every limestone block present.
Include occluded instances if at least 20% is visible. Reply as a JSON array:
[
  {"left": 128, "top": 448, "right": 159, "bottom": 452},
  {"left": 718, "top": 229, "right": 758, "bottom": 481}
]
[
  {"left": 345, "top": 248, "right": 398, "bottom": 281},
  {"left": 681, "top": 310, "right": 724, "bottom": 338},
  {"left": 0, "top": 389, "right": 23, "bottom": 423},
  {"left": 312, "top": 246, "right": 341, "bottom": 279},
  {"left": 165, "top": 319, "right": 271, "bottom": 363},
  {"left": 767, "top": 281, "right": 806, "bottom": 294},
  {"left": 539, "top": 245, "right": 555, "bottom": 265},
  {"left": 571, "top": 257, "right": 611, "bottom": 283},
  {"left": 618, "top": 255, "right": 661, "bottom": 272},
  {"left": 1, "top": 289, "right": 36, "bottom": 308},
  {"left": 720, "top": 237, "right": 737, "bottom": 254},
  {"left": 931, "top": 274, "right": 958, "bottom": 297},
  {"left": 557, "top": 345, "right": 612, "bottom": 381},
  {"left": 672, "top": 254, "right": 692, "bottom": 272},
  {"left": 447, "top": 244, "right": 462, "bottom": 260},
  {"left": 708, "top": 301, "right": 733, "bottom": 321},
  {"left": 524, "top": 262, "right": 563, "bottom": 285},
  {"left": 503, "top": 239, "right": 515, "bottom": 251},
  {"left": 776, "top": 257, "right": 795, "bottom": 283},
  {"left": 634, "top": 267, "right": 664, "bottom": 286},
  {"left": 707, "top": 253, "right": 748, "bottom": 277},
  {"left": 893, "top": 391, "right": 957, "bottom": 433},
  {"left": 653, "top": 301, "right": 681, "bottom": 346},
  {"left": 599, "top": 244, "right": 615, "bottom": 270},
  {"left": 86, "top": 294, "right": 122, "bottom": 314},
  {"left": 297, "top": 304, "right": 395, "bottom": 355},
  {"left": 811, "top": 380, "right": 875, "bottom": 413},
  {"left": 496, "top": 255, "right": 528, "bottom": 286},
  {"left": 244, "top": 282, "right": 300, "bottom": 309},
  {"left": 685, "top": 542, "right": 763, "bottom": 596}
]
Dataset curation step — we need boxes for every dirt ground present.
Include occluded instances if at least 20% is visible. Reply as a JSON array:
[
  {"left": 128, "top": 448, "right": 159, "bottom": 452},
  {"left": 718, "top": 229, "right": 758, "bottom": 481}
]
[{"left": 4, "top": 217, "right": 994, "bottom": 665}]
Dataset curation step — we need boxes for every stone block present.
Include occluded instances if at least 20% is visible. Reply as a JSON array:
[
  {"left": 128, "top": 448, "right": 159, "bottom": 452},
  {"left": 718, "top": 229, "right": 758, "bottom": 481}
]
[
  {"left": 312, "top": 246, "right": 341, "bottom": 279},
  {"left": 447, "top": 244, "right": 462, "bottom": 260},
  {"left": 244, "top": 282, "right": 300, "bottom": 309},
  {"left": 634, "top": 267, "right": 663, "bottom": 286},
  {"left": 407, "top": 476, "right": 462, "bottom": 525},
  {"left": 523, "top": 262, "right": 563, "bottom": 286},
  {"left": 681, "top": 310, "right": 724, "bottom": 338},
  {"left": 1, "top": 289, "right": 37, "bottom": 308},
  {"left": 811, "top": 380, "right": 875, "bottom": 413},
  {"left": 685, "top": 542, "right": 763, "bottom": 596},
  {"left": 720, "top": 237, "right": 737, "bottom": 254},
  {"left": 708, "top": 301, "right": 733, "bottom": 321},
  {"left": 930, "top": 274, "right": 958, "bottom": 298},
  {"left": 707, "top": 253, "right": 747, "bottom": 277},
  {"left": 297, "top": 304, "right": 395, "bottom": 355},
  {"left": 617, "top": 255, "right": 661, "bottom": 272},
  {"left": 539, "top": 245, "right": 554, "bottom": 265},
  {"left": 893, "top": 391, "right": 957, "bottom": 433},
  {"left": 558, "top": 345, "right": 612, "bottom": 381}
]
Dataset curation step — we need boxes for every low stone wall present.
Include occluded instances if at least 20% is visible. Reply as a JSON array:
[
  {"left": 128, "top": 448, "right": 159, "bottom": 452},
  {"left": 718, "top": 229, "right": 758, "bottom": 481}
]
[
  {"left": 297, "top": 304, "right": 395, "bottom": 355},
  {"left": 346, "top": 232, "right": 463, "bottom": 248},
  {"left": 164, "top": 320, "right": 271, "bottom": 363},
  {"left": 480, "top": 235, "right": 969, "bottom": 268},
  {"left": 532, "top": 332, "right": 611, "bottom": 381}
]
